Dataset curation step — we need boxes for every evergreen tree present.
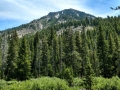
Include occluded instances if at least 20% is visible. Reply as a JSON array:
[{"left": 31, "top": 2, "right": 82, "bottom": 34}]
[
  {"left": 84, "top": 42, "right": 94, "bottom": 90},
  {"left": 63, "top": 29, "right": 75, "bottom": 67},
  {"left": 29, "top": 38, "right": 34, "bottom": 75},
  {"left": 48, "top": 27, "right": 56, "bottom": 46},
  {"left": 81, "top": 26, "right": 87, "bottom": 77},
  {"left": 58, "top": 36, "right": 64, "bottom": 78},
  {"left": 32, "top": 32, "right": 41, "bottom": 77},
  {"left": 97, "top": 25, "right": 109, "bottom": 78},
  {"left": 5, "top": 31, "right": 19, "bottom": 80},
  {"left": 63, "top": 67, "right": 73, "bottom": 86},
  {"left": 1, "top": 32, "right": 8, "bottom": 79},
  {"left": 52, "top": 36, "right": 59, "bottom": 76},
  {"left": 74, "top": 31, "right": 82, "bottom": 77},
  {"left": 114, "top": 32, "right": 120, "bottom": 77},
  {"left": 17, "top": 36, "right": 31, "bottom": 80},
  {"left": 47, "top": 27, "right": 56, "bottom": 76},
  {"left": 91, "top": 30, "right": 99, "bottom": 76},
  {"left": 108, "top": 33, "right": 116, "bottom": 77},
  {"left": 84, "top": 58, "right": 94, "bottom": 90},
  {"left": 41, "top": 38, "right": 49, "bottom": 76},
  {"left": 85, "top": 17, "right": 89, "bottom": 26}
]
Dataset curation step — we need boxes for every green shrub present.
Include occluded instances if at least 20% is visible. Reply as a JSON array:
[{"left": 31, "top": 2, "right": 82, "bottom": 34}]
[
  {"left": 72, "top": 77, "right": 84, "bottom": 88},
  {"left": 2, "top": 76, "right": 120, "bottom": 90},
  {"left": 92, "top": 76, "right": 120, "bottom": 90},
  {"left": 2, "top": 77, "right": 69, "bottom": 90},
  {"left": 63, "top": 68, "right": 73, "bottom": 86},
  {"left": 31, "top": 77, "right": 69, "bottom": 90},
  {"left": 0, "top": 80, "right": 6, "bottom": 90}
]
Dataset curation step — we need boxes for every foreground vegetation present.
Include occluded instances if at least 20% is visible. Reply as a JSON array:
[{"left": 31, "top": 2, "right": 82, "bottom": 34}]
[{"left": 0, "top": 76, "right": 120, "bottom": 90}]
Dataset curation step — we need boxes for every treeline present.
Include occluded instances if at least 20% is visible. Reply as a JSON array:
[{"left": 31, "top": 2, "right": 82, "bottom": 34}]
[{"left": 0, "top": 16, "right": 120, "bottom": 83}]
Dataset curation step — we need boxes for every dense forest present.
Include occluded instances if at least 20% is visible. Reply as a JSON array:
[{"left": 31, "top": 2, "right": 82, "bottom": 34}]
[{"left": 1, "top": 16, "right": 120, "bottom": 89}]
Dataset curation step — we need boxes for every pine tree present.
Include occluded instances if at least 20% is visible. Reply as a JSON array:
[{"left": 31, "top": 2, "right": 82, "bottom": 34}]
[
  {"left": 48, "top": 27, "right": 56, "bottom": 46},
  {"left": 74, "top": 31, "right": 82, "bottom": 77},
  {"left": 29, "top": 38, "right": 34, "bottom": 76},
  {"left": 84, "top": 58, "right": 94, "bottom": 90},
  {"left": 46, "top": 27, "right": 56, "bottom": 76},
  {"left": 32, "top": 32, "right": 41, "bottom": 77},
  {"left": 41, "top": 38, "right": 49, "bottom": 76},
  {"left": 114, "top": 32, "right": 120, "bottom": 77},
  {"left": 84, "top": 41, "right": 94, "bottom": 90},
  {"left": 97, "top": 25, "right": 109, "bottom": 78},
  {"left": 108, "top": 33, "right": 116, "bottom": 77},
  {"left": 81, "top": 26, "right": 87, "bottom": 77},
  {"left": 63, "top": 29, "right": 75, "bottom": 67},
  {"left": 17, "top": 36, "right": 31, "bottom": 80},
  {"left": 91, "top": 30, "right": 99, "bottom": 76},
  {"left": 5, "top": 31, "right": 19, "bottom": 80},
  {"left": 1, "top": 32, "right": 8, "bottom": 79},
  {"left": 58, "top": 36, "right": 64, "bottom": 78},
  {"left": 63, "top": 67, "right": 73, "bottom": 86},
  {"left": 85, "top": 17, "right": 89, "bottom": 26},
  {"left": 52, "top": 36, "right": 59, "bottom": 76}
]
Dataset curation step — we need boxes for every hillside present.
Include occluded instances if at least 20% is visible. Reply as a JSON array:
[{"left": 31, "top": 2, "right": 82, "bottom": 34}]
[{"left": 0, "top": 8, "right": 95, "bottom": 37}]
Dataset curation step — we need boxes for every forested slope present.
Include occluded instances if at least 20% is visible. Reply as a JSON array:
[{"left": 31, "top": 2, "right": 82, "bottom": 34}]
[{"left": 0, "top": 15, "right": 120, "bottom": 90}]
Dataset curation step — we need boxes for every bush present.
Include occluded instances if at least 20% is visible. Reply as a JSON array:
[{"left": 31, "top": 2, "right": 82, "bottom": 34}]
[
  {"left": 92, "top": 76, "right": 120, "bottom": 90},
  {"left": 63, "top": 68, "right": 73, "bottom": 86},
  {"left": 31, "top": 77, "right": 69, "bottom": 90},
  {"left": 0, "top": 80, "right": 6, "bottom": 90},
  {"left": 2, "top": 76, "right": 120, "bottom": 90},
  {"left": 72, "top": 76, "right": 120, "bottom": 90},
  {"left": 72, "top": 77, "right": 84, "bottom": 88},
  {"left": 2, "top": 77, "right": 69, "bottom": 90}
]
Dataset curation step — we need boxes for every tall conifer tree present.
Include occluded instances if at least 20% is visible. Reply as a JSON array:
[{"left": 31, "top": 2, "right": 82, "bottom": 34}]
[
  {"left": 17, "top": 36, "right": 31, "bottom": 80},
  {"left": 41, "top": 38, "right": 49, "bottom": 76},
  {"left": 5, "top": 31, "right": 19, "bottom": 80}
]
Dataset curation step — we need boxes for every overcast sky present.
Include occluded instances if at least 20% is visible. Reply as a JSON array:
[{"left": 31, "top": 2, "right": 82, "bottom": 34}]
[{"left": 0, "top": 0, "right": 120, "bottom": 30}]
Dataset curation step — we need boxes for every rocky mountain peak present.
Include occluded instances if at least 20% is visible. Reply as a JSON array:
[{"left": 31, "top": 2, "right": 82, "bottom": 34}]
[{"left": 1, "top": 9, "right": 96, "bottom": 38}]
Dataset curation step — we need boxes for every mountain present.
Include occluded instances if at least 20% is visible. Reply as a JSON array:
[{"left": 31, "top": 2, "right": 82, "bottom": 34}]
[{"left": 1, "top": 8, "right": 95, "bottom": 37}]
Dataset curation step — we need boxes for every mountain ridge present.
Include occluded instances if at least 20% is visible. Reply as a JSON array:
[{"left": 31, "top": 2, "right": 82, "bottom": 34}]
[{"left": 1, "top": 8, "right": 96, "bottom": 37}]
